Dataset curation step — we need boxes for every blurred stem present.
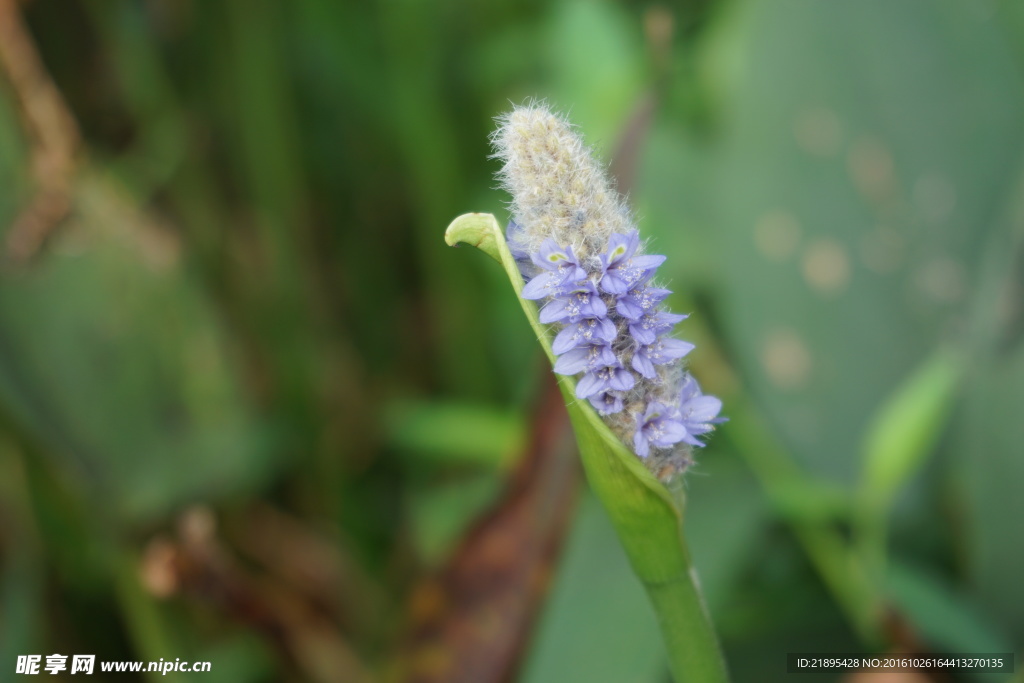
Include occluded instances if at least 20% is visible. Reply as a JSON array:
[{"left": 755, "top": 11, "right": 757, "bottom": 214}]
[
  {"left": 854, "top": 504, "right": 889, "bottom": 605},
  {"left": 855, "top": 347, "right": 963, "bottom": 609},
  {"left": 725, "top": 402, "right": 882, "bottom": 643},
  {"left": 797, "top": 522, "right": 880, "bottom": 643},
  {"left": 222, "top": 0, "right": 309, "bottom": 284},
  {"left": 682, "top": 309, "right": 884, "bottom": 643}
]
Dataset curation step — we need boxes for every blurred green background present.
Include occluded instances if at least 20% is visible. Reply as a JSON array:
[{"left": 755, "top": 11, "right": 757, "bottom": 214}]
[{"left": 0, "top": 0, "right": 1022, "bottom": 681}]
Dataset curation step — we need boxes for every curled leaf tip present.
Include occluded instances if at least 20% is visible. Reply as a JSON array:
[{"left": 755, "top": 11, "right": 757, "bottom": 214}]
[{"left": 445, "top": 213, "right": 503, "bottom": 264}]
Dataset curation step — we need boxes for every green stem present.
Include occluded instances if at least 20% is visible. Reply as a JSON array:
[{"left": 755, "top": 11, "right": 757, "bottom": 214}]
[
  {"left": 795, "top": 525, "right": 880, "bottom": 644},
  {"left": 854, "top": 502, "right": 889, "bottom": 591},
  {"left": 644, "top": 567, "right": 729, "bottom": 683}
]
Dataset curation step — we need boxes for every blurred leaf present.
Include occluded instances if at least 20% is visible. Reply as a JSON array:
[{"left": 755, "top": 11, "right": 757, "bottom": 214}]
[
  {"left": 0, "top": 556, "right": 40, "bottom": 666},
  {"left": 82, "top": 2, "right": 188, "bottom": 199},
  {"left": 636, "top": 125, "right": 717, "bottom": 286},
  {"left": 860, "top": 348, "right": 961, "bottom": 511},
  {"left": 955, "top": 159, "right": 1024, "bottom": 644},
  {"left": 545, "top": 0, "right": 646, "bottom": 144},
  {"left": 113, "top": 552, "right": 190, "bottom": 683},
  {"left": 401, "top": 380, "right": 579, "bottom": 683},
  {"left": 886, "top": 560, "right": 1012, "bottom": 655},
  {"left": 684, "top": 453, "right": 770, "bottom": 611},
  {"left": 386, "top": 400, "right": 525, "bottom": 469},
  {"left": 0, "top": 444, "right": 42, "bottom": 664},
  {"left": 710, "top": 395, "right": 882, "bottom": 641},
  {"left": 195, "top": 634, "right": 276, "bottom": 683},
  {"left": 0, "top": 172, "right": 275, "bottom": 523},
  {"left": 408, "top": 475, "right": 503, "bottom": 565},
  {"left": 771, "top": 477, "right": 852, "bottom": 524},
  {"left": 959, "top": 326, "right": 1024, "bottom": 643}
]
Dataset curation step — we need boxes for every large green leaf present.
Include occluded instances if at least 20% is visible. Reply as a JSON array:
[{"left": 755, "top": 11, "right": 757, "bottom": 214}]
[{"left": 704, "top": 0, "right": 1024, "bottom": 485}]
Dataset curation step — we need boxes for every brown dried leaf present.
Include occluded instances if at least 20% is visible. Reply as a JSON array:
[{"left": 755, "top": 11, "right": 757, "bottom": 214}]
[{"left": 400, "top": 374, "right": 580, "bottom": 683}]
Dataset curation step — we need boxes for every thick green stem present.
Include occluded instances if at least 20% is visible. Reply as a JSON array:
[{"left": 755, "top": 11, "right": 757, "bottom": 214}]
[{"left": 644, "top": 568, "right": 729, "bottom": 683}]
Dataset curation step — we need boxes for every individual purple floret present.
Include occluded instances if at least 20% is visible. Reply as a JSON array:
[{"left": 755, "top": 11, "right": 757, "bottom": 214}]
[
  {"left": 590, "top": 390, "right": 624, "bottom": 415},
  {"left": 633, "top": 402, "right": 687, "bottom": 458},
  {"left": 599, "top": 231, "right": 666, "bottom": 295},
  {"left": 553, "top": 343, "right": 617, "bottom": 376},
  {"left": 631, "top": 337, "right": 696, "bottom": 380},
  {"left": 677, "top": 375, "right": 727, "bottom": 447},
  {"left": 552, "top": 316, "right": 617, "bottom": 355},
  {"left": 576, "top": 364, "right": 635, "bottom": 400},
  {"left": 628, "top": 311, "right": 688, "bottom": 346},
  {"left": 616, "top": 285, "right": 672, "bottom": 321},
  {"left": 539, "top": 282, "right": 607, "bottom": 324},
  {"left": 521, "top": 239, "right": 587, "bottom": 300}
]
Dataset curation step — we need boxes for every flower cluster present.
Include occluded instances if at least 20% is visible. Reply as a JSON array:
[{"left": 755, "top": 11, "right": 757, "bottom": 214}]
[{"left": 494, "top": 102, "right": 724, "bottom": 476}]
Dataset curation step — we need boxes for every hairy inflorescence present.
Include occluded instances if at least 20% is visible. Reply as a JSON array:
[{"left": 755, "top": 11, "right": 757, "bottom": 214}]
[{"left": 492, "top": 102, "right": 724, "bottom": 479}]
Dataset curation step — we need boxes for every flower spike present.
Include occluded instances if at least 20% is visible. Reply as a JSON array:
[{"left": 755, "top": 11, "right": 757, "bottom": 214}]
[{"left": 492, "top": 102, "right": 724, "bottom": 478}]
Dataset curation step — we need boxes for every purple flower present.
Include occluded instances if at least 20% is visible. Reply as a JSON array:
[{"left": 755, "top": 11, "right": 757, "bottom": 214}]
[
  {"left": 599, "top": 231, "right": 666, "bottom": 295},
  {"left": 628, "top": 311, "right": 688, "bottom": 345},
  {"left": 589, "top": 391, "right": 624, "bottom": 415},
  {"left": 553, "top": 343, "right": 617, "bottom": 376},
  {"left": 631, "top": 338, "right": 696, "bottom": 379},
  {"left": 552, "top": 316, "right": 617, "bottom": 354},
  {"left": 576, "top": 364, "right": 635, "bottom": 399},
  {"left": 521, "top": 240, "right": 587, "bottom": 300},
  {"left": 495, "top": 104, "right": 725, "bottom": 467},
  {"left": 509, "top": 230, "right": 721, "bottom": 458},
  {"left": 616, "top": 286, "right": 672, "bottom": 321},
  {"left": 538, "top": 282, "right": 607, "bottom": 324},
  {"left": 677, "top": 375, "right": 726, "bottom": 447},
  {"left": 633, "top": 402, "right": 687, "bottom": 458}
]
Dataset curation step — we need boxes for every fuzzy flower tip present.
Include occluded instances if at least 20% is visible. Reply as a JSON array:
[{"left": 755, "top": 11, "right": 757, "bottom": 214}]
[{"left": 492, "top": 102, "right": 725, "bottom": 479}]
